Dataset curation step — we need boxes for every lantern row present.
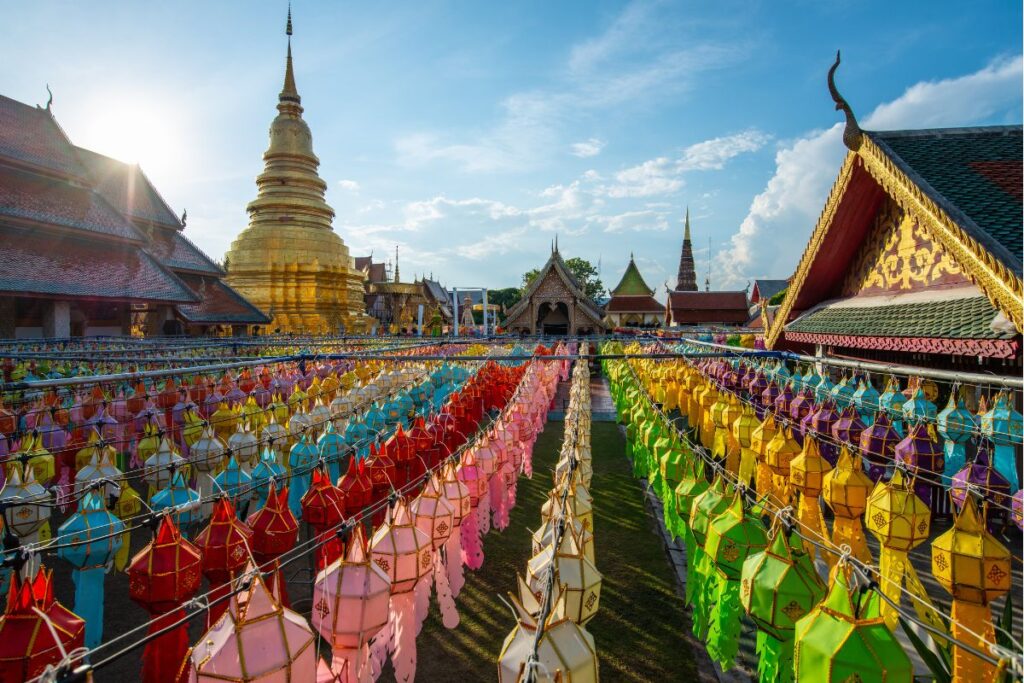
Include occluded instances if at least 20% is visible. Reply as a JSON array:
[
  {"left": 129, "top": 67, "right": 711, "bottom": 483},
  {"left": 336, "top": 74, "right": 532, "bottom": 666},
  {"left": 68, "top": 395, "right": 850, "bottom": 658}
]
[
  {"left": 603, "top": 341, "right": 1022, "bottom": 682},
  {"left": 28, "top": 342, "right": 559, "bottom": 683},
  {"left": 499, "top": 351, "right": 601, "bottom": 683}
]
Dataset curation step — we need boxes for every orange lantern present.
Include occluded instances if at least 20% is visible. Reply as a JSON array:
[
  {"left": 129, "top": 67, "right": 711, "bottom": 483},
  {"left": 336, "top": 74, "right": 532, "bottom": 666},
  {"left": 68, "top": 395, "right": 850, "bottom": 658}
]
[{"left": 821, "top": 448, "right": 872, "bottom": 564}]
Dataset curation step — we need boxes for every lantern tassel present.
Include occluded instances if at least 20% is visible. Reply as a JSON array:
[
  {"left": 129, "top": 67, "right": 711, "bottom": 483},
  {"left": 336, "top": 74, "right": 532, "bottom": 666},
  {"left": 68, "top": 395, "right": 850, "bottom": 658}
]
[
  {"left": 390, "top": 590, "right": 418, "bottom": 682},
  {"left": 796, "top": 492, "right": 834, "bottom": 571},
  {"left": 831, "top": 516, "right": 871, "bottom": 565},
  {"left": 141, "top": 608, "right": 189, "bottom": 683},
  {"left": 706, "top": 578, "right": 742, "bottom": 670},
  {"left": 477, "top": 481, "right": 492, "bottom": 537},
  {"left": 73, "top": 566, "right": 106, "bottom": 649},
  {"left": 951, "top": 600, "right": 999, "bottom": 682},
  {"left": 460, "top": 500, "right": 483, "bottom": 571},
  {"left": 414, "top": 572, "right": 431, "bottom": 634},
  {"left": 444, "top": 528, "right": 465, "bottom": 597},
  {"left": 738, "top": 447, "right": 757, "bottom": 488},
  {"left": 756, "top": 630, "right": 793, "bottom": 683},
  {"left": 433, "top": 552, "right": 459, "bottom": 629}
]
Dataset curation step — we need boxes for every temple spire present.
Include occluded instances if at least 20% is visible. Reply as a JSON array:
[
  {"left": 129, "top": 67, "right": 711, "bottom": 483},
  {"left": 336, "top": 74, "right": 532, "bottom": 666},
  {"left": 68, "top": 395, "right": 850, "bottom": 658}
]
[
  {"left": 674, "top": 207, "right": 698, "bottom": 292},
  {"left": 394, "top": 244, "right": 400, "bottom": 283},
  {"left": 280, "top": 4, "right": 300, "bottom": 105}
]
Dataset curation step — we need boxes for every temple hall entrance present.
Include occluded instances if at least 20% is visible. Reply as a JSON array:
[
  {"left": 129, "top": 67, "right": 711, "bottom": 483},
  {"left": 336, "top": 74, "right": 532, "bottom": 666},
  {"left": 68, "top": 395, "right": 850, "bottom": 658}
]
[{"left": 537, "top": 301, "right": 570, "bottom": 335}]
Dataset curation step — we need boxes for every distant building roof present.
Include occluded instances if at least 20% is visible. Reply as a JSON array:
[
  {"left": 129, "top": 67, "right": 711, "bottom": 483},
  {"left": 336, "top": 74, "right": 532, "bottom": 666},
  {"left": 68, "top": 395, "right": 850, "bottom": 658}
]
[
  {"left": 667, "top": 291, "right": 749, "bottom": 325},
  {"left": 605, "top": 295, "right": 663, "bottom": 313},
  {"left": 750, "top": 279, "right": 787, "bottom": 303},
  {"left": 610, "top": 256, "right": 655, "bottom": 296},
  {"left": 0, "top": 94, "right": 87, "bottom": 180}
]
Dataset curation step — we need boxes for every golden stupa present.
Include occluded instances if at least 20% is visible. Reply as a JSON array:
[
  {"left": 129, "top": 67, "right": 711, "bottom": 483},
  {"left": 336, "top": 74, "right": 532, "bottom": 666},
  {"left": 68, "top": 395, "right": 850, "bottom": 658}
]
[{"left": 225, "top": 9, "right": 370, "bottom": 334}]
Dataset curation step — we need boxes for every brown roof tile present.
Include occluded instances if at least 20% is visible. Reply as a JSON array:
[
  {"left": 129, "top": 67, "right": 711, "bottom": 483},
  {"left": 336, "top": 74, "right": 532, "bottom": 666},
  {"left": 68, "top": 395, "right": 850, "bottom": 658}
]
[
  {"left": 75, "top": 146, "right": 183, "bottom": 228},
  {"left": 0, "top": 95, "right": 86, "bottom": 180},
  {"left": 175, "top": 273, "right": 270, "bottom": 324}
]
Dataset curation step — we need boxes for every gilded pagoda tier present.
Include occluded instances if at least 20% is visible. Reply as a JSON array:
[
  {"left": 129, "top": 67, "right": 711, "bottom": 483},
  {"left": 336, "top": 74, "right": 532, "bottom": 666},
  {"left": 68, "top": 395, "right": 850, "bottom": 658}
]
[{"left": 224, "top": 17, "right": 369, "bottom": 335}]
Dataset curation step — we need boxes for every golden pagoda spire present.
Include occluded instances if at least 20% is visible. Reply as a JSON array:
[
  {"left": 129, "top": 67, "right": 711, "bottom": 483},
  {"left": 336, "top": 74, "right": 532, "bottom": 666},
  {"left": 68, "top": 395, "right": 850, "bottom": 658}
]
[
  {"left": 684, "top": 206, "right": 691, "bottom": 241},
  {"left": 280, "top": 3, "right": 300, "bottom": 106}
]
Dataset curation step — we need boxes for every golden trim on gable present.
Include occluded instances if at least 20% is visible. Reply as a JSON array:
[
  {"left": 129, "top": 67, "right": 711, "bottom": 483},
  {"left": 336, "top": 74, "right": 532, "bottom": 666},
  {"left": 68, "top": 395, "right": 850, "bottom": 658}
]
[
  {"left": 766, "top": 137, "right": 1024, "bottom": 349},
  {"left": 765, "top": 153, "right": 858, "bottom": 349},
  {"left": 856, "top": 135, "right": 1023, "bottom": 333}
]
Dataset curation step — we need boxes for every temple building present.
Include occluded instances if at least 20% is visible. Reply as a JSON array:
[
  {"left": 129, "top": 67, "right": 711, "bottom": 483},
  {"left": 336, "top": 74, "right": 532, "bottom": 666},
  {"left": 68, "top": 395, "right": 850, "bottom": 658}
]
[
  {"left": 603, "top": 255, "right": 663, "bottom": 329},
  {"left": 0, "top": 92, "right": 267, "bottom": 338},
  {"left": 664, "top": 210, "right": 750, "bottom": 327},
  {"left": 224, "top": 10, "right": 370, "bottom": 334},
  {"left": 354, "top": 250, "right": 429, "bottom": 334},
  {"left": 745, "top": 278, "right": 788, "bottom": 329},
  {"left": 766, "top": 55, "right": 1022, "bottom": 373},
  {"left": 502, "top": 244, "right": 605, "bottom": 335}
]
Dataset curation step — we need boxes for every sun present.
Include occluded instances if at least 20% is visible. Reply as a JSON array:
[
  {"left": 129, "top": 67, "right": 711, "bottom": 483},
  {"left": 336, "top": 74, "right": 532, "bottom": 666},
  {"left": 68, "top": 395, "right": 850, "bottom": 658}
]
[{"left": 76, "top": 98, "right": 183, "bottom": 179}]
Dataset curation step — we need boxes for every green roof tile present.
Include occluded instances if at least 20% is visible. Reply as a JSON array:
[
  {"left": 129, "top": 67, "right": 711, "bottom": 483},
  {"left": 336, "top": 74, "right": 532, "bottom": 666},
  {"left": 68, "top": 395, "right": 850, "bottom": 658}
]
[
  {"left": 787, "top": 296, "right": 1014, "bottom": 340},
  {"left": 611, "top": 257, "right": 654, "bottom": 296}
]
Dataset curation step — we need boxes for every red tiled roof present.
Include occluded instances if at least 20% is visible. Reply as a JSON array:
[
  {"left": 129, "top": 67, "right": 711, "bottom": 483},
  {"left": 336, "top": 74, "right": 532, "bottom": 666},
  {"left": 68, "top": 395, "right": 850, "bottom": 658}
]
[
  {"left": 0, "top": 165, "right": 142, "bottom": 241},
  {"left": 353, "top": 256, "right": 372, "bottom": 271},
  {"left": 175, "top": 273, "right": 270, "bottom": 324},
  {"left": 147, "top": 229, "right": 224, "bottom": 275},
  {"left": 668, "top": 290, "right": 749, "bottom": 324},
  {"left": 0, "top": 227, "right": 197, "bottom": 303},
  {"left": 606, "top": 294, "right": 664, "bottom": 313},
  {"left": 75, "top": 146, "right": 183, "bottom": 229},
  {"left": 0, "top": 95, "right": 86, "bottom": 180}
]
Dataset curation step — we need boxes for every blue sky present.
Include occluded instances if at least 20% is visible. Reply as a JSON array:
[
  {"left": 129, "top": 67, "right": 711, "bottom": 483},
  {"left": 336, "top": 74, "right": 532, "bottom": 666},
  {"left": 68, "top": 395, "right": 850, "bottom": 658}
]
[{"left": 3, "top": 1, "right": 1021, "bottom": 296}]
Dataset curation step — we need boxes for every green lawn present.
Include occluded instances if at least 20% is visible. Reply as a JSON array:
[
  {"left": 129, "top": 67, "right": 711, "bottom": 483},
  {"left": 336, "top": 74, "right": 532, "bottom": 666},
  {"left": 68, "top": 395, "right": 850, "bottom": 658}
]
[{"left": 400, "top": 420, "right": 697, "bottom": 681}]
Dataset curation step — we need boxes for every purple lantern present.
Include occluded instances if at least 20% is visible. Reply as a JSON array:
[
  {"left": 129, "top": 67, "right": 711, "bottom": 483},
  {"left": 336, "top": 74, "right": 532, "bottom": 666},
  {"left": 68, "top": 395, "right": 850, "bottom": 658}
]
[
  {"left": 893, "top": 423, "right": 944, "bottom": 507},
  {"left": 951, "top": 442, "right": 1011, "bottom": 532},
  {"left": 832, "top": 405, "right": 866, "bottom": 449},
  {"left": 808, "top": 399, "right": 841, "bottom": 465},
  {"left": 859, "top": 412, "right": 901, "bottom": 482}
]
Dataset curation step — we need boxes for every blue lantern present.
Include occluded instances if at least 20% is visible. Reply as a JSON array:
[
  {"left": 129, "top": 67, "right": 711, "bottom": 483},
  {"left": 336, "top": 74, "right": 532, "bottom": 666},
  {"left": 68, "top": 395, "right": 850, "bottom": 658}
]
[
  {"left": 981, "top": 392, "right": 1023, "bottom": 492},
  {"left": 214, "top": 453, "right": 252, "bottom": 519},
  {"left": 937, "top": 392, "right": 975, "bottom": 479},
  {"left": 151, "top": 469, "right": 201, "bottom": 534},
  {"left": 250, "top": 444, "right": 286, "bottom": 510},
  {"left": 57, "top": 490, "right": 124, "bottom": 648},
  {"left": 287, "top": 433, "right": 318, "bottom": 519},
  {"left": 853, "top": 379, "right": 880, "bottom": 426}
]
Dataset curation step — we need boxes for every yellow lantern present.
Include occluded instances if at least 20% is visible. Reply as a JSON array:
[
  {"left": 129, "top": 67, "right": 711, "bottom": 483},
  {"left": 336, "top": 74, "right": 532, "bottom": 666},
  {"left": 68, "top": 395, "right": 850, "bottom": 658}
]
[
  {"left": 498, "top": 587, "right": 599, "bottom": 682},
  {"left": 865, "top": 470, "right": 945, "bottom": 634},
  {"left": 788, "top": 436, "right": 832, "bottom": 569},
  {"left": 932, "top": 496, "right": 1011, "bottom": 682},
  {"left": 750, "top": 415, "right": 778, "bottom": 501},
  {"left": 698, "top": 385, "right": 719, "bottom": 451},
  {"left": 764, "top": 427, "right": 801, "bottom": 508},
  {"left": 821, "top": 447, "right": 872, "bottom": 564},
  {"left": 685, "top": 372, "right": 704, "bottom": 431},
  {"left": 720, "top": 396, "right": 744, "bottom": 476},
  {"left": 731, "top": 405, "right": 759, "bottom": 487},
  {"left": 709, "top": 393, "right": 731, "bottom": 460}
]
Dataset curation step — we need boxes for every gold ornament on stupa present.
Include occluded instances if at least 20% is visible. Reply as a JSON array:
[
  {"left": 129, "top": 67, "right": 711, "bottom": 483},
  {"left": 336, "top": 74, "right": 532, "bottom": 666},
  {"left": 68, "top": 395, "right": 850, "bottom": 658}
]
[{"left": 225, "top": 8, "right": 370, "bottom": 334}]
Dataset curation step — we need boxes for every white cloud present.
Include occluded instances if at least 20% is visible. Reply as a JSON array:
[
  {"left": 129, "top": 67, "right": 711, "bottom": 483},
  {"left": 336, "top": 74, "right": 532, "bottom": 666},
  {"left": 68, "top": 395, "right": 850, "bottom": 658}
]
[
  {"left": 570, "top": 138, "right": 606, "bottom": 158},
  {"left": 595, "top": 209, "right": 670, "bottom": 233},
  {"left": 715, "top": 55, "right": 1024, "bottom": 288},
  {"left": 597, "top": 129, "right": 768, "bottom": 198},
  {"left": 337, "top": 179, "right": 360, "bottom": 191}
]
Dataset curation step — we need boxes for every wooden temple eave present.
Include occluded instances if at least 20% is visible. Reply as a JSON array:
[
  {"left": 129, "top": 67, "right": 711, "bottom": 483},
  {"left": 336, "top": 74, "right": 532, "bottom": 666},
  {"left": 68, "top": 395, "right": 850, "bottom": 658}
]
[{"left": 784, "top": 331, "right": 1020, "bottom": 360}]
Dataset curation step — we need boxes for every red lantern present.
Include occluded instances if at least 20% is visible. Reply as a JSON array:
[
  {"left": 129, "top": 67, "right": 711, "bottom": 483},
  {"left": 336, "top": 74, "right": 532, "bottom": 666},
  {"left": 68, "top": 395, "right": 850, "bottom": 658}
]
[
  {"left": 338, "top": 457, "right": 374, "bottom": 520},
  {"left": 194, "top": 497, "right": 253, "bottom": 628},
  {"left": 0, "top": 568, "right": 85, "bottom": 683},
  {"left": 246, "top": 482, "right": 299, "bottom": 606},
  {"left": 302, "top": 467, "right": 347, "bottom": 569},
  {"left": 128, "top": 515, "right": 202, "bottom": 683}
]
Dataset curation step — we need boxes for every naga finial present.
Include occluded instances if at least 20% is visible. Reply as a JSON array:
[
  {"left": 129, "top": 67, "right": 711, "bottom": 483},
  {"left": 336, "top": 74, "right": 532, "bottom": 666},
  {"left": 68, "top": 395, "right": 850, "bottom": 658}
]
[
  {"left": 181, "top": 209, "right": 187, "bottom": 227},
  {"left": 45, "top": 84, "right": 53, "bottom": 111},
  {"left": 828, "top": 50, "right": 863, "bottom": 151}
]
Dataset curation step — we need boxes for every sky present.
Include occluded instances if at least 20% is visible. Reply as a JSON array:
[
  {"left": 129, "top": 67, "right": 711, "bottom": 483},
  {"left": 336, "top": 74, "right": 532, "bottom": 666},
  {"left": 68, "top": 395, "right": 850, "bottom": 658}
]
[{"left": 3, "top": 1, "right": 1021, "bottom": 297}]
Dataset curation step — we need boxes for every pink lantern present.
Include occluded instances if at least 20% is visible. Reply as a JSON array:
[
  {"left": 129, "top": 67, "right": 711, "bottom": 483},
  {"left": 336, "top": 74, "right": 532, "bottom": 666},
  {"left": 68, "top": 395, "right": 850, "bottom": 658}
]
[
  {"left": 186, "top": 571, "right": 320, "bottom": 682},
  {"left": 411, "top": 475, "right": 459, "bottom": 629},
  {"left": 456, "top": 449, "right": 488, "bottom": 571},
  {"left": 369, "top": 500, "right": 434, "bottom": 681},
  {"left": 440, "top": 462, "right": 470, "bottom": 598},
  {"left": 312, "top": 526, "right": 390, "bottom": 682}
]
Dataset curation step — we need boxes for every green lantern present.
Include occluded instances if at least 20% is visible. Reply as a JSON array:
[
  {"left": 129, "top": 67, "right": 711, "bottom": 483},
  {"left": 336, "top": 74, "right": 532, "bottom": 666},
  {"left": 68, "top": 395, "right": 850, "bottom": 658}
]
[
  {"left": 703, "top": 492, "right": 768, "bottom": 669},
  {"left": 688, "top": 475, "right": 732, "bottom": 639},
  {"left": 741, "top": 529, "right": 827, "bottom": 682},
  {"left": 794, "top": 568, "right": 913, "bottom": 682}
]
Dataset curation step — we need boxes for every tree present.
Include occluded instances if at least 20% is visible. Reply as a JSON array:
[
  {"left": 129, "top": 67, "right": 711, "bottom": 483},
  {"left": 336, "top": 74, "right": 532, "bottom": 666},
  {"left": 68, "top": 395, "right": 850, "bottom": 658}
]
[
  {"left": 489, "top": 287, "right": 522, "bottom": 311},
  {"left": 522, "top": 257, "right": 604, "bottom": 301}
]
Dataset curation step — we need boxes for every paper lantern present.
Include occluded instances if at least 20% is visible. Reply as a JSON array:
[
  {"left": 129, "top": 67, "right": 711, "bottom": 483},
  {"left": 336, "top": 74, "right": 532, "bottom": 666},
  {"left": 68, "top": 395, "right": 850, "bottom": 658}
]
[
  {"left": 821, "top": 448, "right": 872, "bottom": 564},
  {"left": 0, "top": 464, "right": 51, "bottom": 546},
  {"left": 937, "top": 392, "right": 974, "bottom": 478},
  {"left": 950, "top": 443, "right": 1011, "bottom": 525},
  {"left": 852, "top": 379, "right": 880, "bottom": 426},
  {"left": 1013, "top": 489, "right": 1024, "bottom": 530},
  {"left": 143, "top": 436, "right": 188, "bottom": 501},
  {"left": 497, "top": 588, "right": 599, "bottom": 683},
  {"left": 369, "top": 500, "right": 434, "bottom": 681},
  {"left": 312, "top": 526, "right": 390, "bottom": 680},
  {"left": 788, "top": 436, "right": 832, "bottom": 568},
  {"left": 878, "top": 379, "right": 906, "bottom": 436},
  {"left": 859, "top": 411, "right": 901, "bottom": 482},
  {"left": 250, "top": 444, "right": 287, "bottom": 511},
  {"left": 214, "top": 453, "right": 252, "bottom": 519},
  {"left": 128, "top": 515, "right": 202, "bottom": 683},
  {"left": 228, "top": 422, "right": 259, "bottom": 474},
  {"left": 932, "top": 496, "right": 1011, "bottom": 681},
  {"left": 541, "top": 475, "right": 593, "bottom": 533},
  {"left": 688, "top": 476, "right": 731, "bottom": 638},
  {"left": 152, "top": 469, "right": 201, "bottom": 533},
  {"left": 980, "top": 391, "right": 1022, "bottom": 492},
  {"left": 750, "top": 415, "right": 779, "bottom": 501},
  {"left": 194, "top": 497, "right": 253, "bottom": 628},
  {"left": 186, "top": 571, "right": 319, "bottom": 682},
  {"left": 793, "top": 567, "right": 912, "bottom": 682},
  {"left": 439, "top": 461, "right": 471, "bottom": 598},
  {"left": 532, "top": 510, "right": 595, "bottom": 565},
  {"left": 527, "top": 526, "right": 602, "bottom": 626},
  {"left": 831, "top": 405, "right": 866, "bottom": 450},
  {"left": 0, "top": 568, "right": 85, "bottom": 682},
  {"left": 741, "top": 529, "right": 826, "bottom": 683},
  {"left": 893, "top": 422, "right": 944, "bottom": 506},
  {"left": 246, "top": 482, "right": 299, "bottom": 606},
  {"left": 287, "top": 433, "right": 319, "bottom": 520},
  {"left": 764, "top": 427, "right": 801, "bottom": 508},
  {"left": 703, "top": 493, "right": 768, "bottom": 669},
  {"left": 410, "top": 474, "right": 459, "bottom": 628},
  {"left": 56, "top": 490, "right": 124, "bottom": 648}
]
